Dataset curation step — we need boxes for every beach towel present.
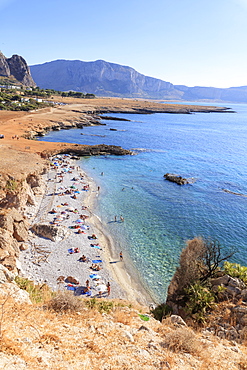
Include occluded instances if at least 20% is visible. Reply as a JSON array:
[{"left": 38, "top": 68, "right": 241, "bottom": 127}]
[
  {"left": 92, "top": 260, "right": 102, "bottom": 263},
  {"left": 67, "top": 285, "right": 76, "bottom": 291},
  {"left": 90, "top": 244, "right": 102, "bottom": 250},
  {"left": 81, "top": 290, "right": 92, "bottom": 296}
]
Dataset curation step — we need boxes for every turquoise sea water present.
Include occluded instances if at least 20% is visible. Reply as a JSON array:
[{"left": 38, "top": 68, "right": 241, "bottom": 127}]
[{"left": 40, "top": 103, "right": 247, "bottom": 303}]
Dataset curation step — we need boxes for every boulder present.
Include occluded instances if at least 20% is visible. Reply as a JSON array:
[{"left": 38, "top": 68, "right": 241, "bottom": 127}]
[
  {"left": 170, "top": 315, "right": 187, "bottom": 326},
  {"left": 0, "top": 282, "right": 32, "bottom": 304},
  {"left": 226, "top": 285, "right": 242, "bottom": 297},
  {"left": 240, "top": 289, "right": 247, "bottom": 301},
  {"left": 228, "top": 276, "right": 246, "bottom": 289},
  {"left": 13, "top": 221, "right": 29, "bottom": 242},
  {"left": 0, "top": 263, "right": 16, "bottom": 283},
  {"left": 31, "top": 223, "right": 71, "bottom": 242},
  {"left": 211, "top": 275, "right": 230, "bottom": 286}
]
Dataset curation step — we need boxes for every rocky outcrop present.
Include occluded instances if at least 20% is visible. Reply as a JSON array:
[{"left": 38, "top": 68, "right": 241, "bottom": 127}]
[
  {"left": 0, "top": 51, "right": 10, "bottom": 77},
  {"left": 0, "top": 169, "right": 46, "bottom": 273},
  {"left": 31, "top": 223, "right": 71, "bottom": 242},
  {"left": 211, "top": 274, "right": 247, "bottom": 301},
  {"left": 40, "top": 144, "right": 133, "bottom": 159},
  {"left": 0, "top": 52, "right": 36, "bottom": 86},
  {"left": 164, "top": 173, "right": 194, "bottom": 185}
]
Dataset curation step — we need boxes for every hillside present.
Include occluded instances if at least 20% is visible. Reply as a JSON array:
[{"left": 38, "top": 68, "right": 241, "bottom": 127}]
[{"left": 30, "top": 59, "right": 247, "bottom": 103}]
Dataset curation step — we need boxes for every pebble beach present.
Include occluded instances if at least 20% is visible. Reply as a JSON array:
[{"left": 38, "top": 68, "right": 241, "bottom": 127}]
[{"left": 19, "top": 154, "right": 152, "bottom": 305}]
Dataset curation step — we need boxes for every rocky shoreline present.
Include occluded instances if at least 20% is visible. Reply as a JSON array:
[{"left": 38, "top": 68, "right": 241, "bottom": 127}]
[{"left": 0, "top": 98, "right": 235, "bottom": 283}]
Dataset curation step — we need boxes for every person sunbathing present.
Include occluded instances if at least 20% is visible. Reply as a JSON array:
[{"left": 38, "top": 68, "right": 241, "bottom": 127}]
[
  {"left": 90, "top": 263, "right": 101, "bottom": 271},
  {"left": 79, "top": 255, "right": 87, "bottom": 262},
  {"left": 74, "top": 247, "right": 80, "bottom": 253},
  {"left": 77, "top": 229, "right": 85, "bottom": 234}
]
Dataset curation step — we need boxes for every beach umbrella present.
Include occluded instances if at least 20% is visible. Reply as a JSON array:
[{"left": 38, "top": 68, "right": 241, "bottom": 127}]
[
  {"left": 67, "top": 207, "right": 75, "bottom": 211},
  {"left": 90, "top": 274, "right": 101, "bottom": 279},
  {"left": 75, "top": 219, "right": 83, "bottom": 223},
  {"left": 96, "top": 284, "right": 107, "bottom": 292},
  {"left": 80, "top": 225, "right": 89, "bottom": 230}
]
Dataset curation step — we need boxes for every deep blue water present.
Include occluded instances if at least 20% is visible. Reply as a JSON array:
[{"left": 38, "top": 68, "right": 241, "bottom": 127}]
[{"left": 40, "top": 103, "right": 247, "bottom": 303}]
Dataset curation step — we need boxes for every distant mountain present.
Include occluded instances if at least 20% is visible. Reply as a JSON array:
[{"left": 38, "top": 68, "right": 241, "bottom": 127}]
[
  {"left": 0, "top": 52, "right": 36, "bottom": 87},
  {"left": 30, "top": 59, "right": 247, "bottom": 103}
]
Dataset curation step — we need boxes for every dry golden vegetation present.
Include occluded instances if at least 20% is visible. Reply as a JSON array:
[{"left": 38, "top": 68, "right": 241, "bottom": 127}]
[{"left": 0, "top": 287, "right": 246, "bottom": 370}]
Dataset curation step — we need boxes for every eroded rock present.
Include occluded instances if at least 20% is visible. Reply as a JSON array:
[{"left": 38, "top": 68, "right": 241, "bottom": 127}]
[{"left": 31, "top": 223, "right": 71, "bottom": 242}]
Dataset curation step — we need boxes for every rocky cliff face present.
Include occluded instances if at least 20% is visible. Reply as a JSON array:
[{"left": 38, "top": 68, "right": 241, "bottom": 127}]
[
  {"left": 30, "top": 58, "right": 247, "bottom": 102},
  {"left": 0, "top": 52, "right": 10, "bottom": 77},
  {"left": 0, "top": 52, "right": 36, "bottom": 86},
  {"left": 30, "top": 59, "right": 181, "bottom": 99}
]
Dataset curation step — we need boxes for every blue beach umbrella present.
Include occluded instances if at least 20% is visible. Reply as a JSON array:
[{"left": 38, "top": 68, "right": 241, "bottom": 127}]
[{"left": 89, "top": 274, "right": 101, "bottom": 279}]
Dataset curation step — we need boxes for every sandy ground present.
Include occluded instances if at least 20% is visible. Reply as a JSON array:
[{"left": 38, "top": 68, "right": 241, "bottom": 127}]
[{"left": 19, "top": 154, "right": 153, "bottom": 306}]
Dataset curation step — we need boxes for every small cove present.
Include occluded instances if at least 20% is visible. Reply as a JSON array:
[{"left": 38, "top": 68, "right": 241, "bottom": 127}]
[{"left": 39, "top": 103, "right": 247, "bottom": 303}]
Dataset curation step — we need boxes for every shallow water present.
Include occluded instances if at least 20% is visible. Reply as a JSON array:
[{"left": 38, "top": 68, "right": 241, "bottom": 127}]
[{"left": 40, "top": 103, "right": 247, "bottom": 303}]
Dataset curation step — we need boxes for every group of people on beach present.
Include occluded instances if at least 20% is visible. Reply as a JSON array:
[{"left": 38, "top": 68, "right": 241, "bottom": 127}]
[{"left": 47, "top": 154, "right": 114, "bottom": 299}]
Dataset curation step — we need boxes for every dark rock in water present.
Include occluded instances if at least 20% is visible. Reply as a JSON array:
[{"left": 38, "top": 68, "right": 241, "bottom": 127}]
[
  {"left": 100, "top": 115, "right": 131, "bottom": 121},
  {"left": 164, "top": 173, "right": 192, "bottom": 185}
]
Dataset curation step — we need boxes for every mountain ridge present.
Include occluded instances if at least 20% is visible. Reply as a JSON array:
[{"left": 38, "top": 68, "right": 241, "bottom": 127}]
[{"left": 30, "top": 59, "right": 247, "bottom": 103}]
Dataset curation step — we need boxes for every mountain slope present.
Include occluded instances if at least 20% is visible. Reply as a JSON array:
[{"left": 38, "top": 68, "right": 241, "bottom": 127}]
[
  {"left": 30, "top": 59, "right": 247, "bottom": 102},
  {"left": 30, "top": 59, "right": 183, "bottom": 99}
]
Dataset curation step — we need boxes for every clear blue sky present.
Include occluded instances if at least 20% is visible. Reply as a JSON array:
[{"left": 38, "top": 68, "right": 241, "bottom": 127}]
[{"left": 1, "top": 0, "right": 247, "bottom": 88}]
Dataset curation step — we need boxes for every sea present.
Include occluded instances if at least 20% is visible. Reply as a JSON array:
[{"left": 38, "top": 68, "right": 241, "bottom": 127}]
[{"left": 39, "top": 102, "right": 247, "bottom": 303}]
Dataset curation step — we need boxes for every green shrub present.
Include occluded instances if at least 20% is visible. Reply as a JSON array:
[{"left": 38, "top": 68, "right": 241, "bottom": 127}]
[
  {"left": 5, "top": 179, "right": 18, "bottom": 192},
  {"left": 184, "top": 282, "right": 216, "bottom": 323},
  {"left": 84, "top": 298, "right": 114, "bottom": 313},
  {"left": 15, "top": 276, "right": 52, "bottom": 304},
  {"left": 150, "top": 303, "right": 172, "bottom": 322},
  {"left": 223, "top": 261, "right": 247, "bottom": 284}
]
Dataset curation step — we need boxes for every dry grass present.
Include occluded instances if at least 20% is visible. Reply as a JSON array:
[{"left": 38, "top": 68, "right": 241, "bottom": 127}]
[
  {"left": 113, "top": 307, "right": 137, "bottom": 325},
  {"left": 162, "top": 326, "right": 202, "bottom": 355},
  {"left": 45, "top": 290, "right": 83, "bottom": 312},
  {"left": 0, "top": 292, "right": 246, "bottom": 370}
]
